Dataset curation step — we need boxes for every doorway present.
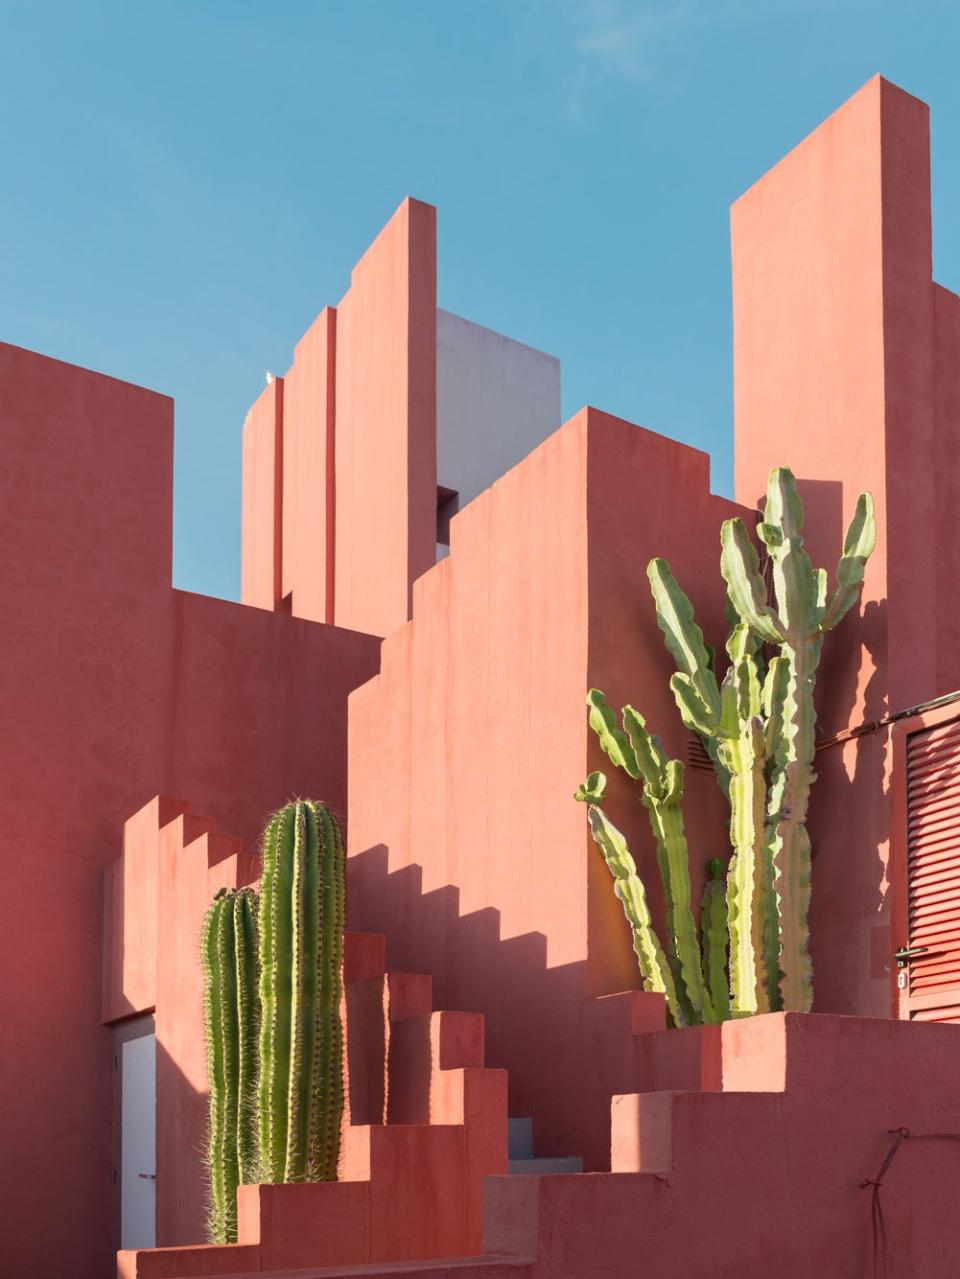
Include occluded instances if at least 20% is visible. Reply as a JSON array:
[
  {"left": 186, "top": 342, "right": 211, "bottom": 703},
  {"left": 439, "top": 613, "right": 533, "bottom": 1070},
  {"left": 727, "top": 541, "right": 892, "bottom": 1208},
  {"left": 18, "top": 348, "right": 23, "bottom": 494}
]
[{"left": 114, "top": 1016, "right": 156, "bottom": 1249}]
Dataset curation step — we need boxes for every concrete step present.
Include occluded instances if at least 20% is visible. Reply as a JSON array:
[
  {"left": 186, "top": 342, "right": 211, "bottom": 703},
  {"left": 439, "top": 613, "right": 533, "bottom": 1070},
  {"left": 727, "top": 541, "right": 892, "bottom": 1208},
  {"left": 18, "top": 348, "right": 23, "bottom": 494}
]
[
  {"left": 250, "top": 1256, "right": 533, "bottom": 1277},
  {"left": 507, "top": 1156, "right": 582, "bottom": 1176},
  {"left": 145, "top": 1256, "right": 533, "bottom": 1279}
]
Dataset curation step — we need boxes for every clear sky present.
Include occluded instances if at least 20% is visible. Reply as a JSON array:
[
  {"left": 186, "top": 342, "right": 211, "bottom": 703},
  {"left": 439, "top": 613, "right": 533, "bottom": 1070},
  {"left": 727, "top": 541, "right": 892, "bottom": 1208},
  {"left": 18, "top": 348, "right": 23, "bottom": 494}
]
[{"left": 3, "top": 2, "right": 960, "bottom": 600}]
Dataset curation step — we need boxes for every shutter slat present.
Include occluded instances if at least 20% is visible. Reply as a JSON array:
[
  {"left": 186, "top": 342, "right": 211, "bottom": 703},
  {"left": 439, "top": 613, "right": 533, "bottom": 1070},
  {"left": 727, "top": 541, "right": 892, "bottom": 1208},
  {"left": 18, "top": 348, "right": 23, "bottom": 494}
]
[{"left": 908, "top": 719, "right": 960, "bottom": 754}]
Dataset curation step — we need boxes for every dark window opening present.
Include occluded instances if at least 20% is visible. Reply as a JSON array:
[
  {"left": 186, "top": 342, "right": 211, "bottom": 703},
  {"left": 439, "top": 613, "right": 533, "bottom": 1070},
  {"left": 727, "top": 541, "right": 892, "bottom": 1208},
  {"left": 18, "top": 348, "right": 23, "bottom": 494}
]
[{"left": 437, "top": 486, "right": 460, "bottom": 547}]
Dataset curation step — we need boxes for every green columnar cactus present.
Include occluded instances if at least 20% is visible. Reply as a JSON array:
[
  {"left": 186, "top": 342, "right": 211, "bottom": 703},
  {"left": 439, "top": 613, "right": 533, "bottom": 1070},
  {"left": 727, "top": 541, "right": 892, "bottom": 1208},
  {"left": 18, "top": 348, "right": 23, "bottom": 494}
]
[
  {"left": 259, "top": 799, "right": 345, "bottom": 1183},
  {"left": 581, "top": 690, "right": 717, "bottom": 1025},
  {"left": 202, "top": 887, "right": 260, "bottom": 1244},
  {"left": 700, "top": 859, "right": 730, "bottom": 1022},
  {"left": 575, "top": 771, "right": 682, "bottom": 1023},
  {"left": 721, "top": 469, "right": 876, "bottom": 1011}
]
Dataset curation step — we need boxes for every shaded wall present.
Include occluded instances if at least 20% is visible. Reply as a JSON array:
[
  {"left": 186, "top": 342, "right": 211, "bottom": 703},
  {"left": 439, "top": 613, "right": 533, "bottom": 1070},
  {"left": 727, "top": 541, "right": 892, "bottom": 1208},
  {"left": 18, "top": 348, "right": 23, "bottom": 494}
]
[
  {"left": 732, "top": 75, "right": 960, "bottom": 1015},
  {"left": 0, "top": 342, "right": 381, "bottom": 1279}
]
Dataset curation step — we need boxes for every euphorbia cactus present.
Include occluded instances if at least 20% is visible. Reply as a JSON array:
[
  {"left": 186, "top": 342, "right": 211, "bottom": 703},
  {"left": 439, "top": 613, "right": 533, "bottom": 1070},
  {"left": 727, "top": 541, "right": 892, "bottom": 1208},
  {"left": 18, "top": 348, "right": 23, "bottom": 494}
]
[
  {"left": 720, "top": 469, "right": 876, "bottom": 1011},
  {"left": 581, "top": 466, "right": 875, "bottom": 1021},
  {"left": 202, "top": 887, "right": 260, "bottom": 1244},
  {"left": 258, "top": 799, "right": 345, "bottom": 1183}
]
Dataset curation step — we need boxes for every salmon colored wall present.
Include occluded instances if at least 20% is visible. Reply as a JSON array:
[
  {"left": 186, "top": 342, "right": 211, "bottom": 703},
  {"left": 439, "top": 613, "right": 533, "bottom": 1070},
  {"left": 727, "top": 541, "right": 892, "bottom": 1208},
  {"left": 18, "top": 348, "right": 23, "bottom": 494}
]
[
  {"left": 347, "top": 406, "right": 750, "bottom": 1168},
  {"left": 281, "top": 308, "right": 336, "bottom": 623},
  {"left": 240, "top": 377, "right": 283, "bottom": 610},
  {"left": 933, "top": 282, "right": 960, "bottom": 688},
  {"left": 240, "top": 199, "right": 437, "bottom": 638},
  {"left": 731, "top": 76, "right": 960, "bottom": 1017},
  {"left": 0, "top": 341, "right": 381, "bottom": 1279},
  {"left": 334, "top": 197, "right": 437, "bottom": 636}
]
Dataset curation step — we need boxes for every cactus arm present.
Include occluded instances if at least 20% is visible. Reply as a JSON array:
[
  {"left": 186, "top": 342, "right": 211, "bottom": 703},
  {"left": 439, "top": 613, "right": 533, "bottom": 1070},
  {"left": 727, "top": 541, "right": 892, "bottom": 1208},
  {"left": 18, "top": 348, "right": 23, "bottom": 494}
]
[
  {"left": 765, "top": 637, "right": 820, "bottom": 1012},
  {"left": 259, "top": 800, "right": 345, "bottom": 1184},
  {"left": 669, "top": 672, "right": 721, "bottom": 738},
  {"left": 620, "top": 706, "right": 670, "bottom": 792},
  {"left": 700, "top": 859, "right": 731, "bottom": 1022},
  {"left": 720, "top": 518, "right": 785, "bottom": 644},
  {"left": 720, "top": 713, "right": 770, "bottom": 1017},
  {"left": 203, "top": 898, "right": 229, "bottom": 1242},
  {"left": 312, "top": 802, "right": 345, "bottom": 1181},
  {"left": 575, "top": 770, "right": 608, "bottom": 805},
  {"left": 615, "top": 709, "right": 712, "bottom": 1024},
  {"left": 646, "top": 763, "right": 716, "bottom": 1025},
  {"left": 821, "top": 493, "right": 877, "bottom": 630},
  {"left": 584, "top": 804, "right": 684, "bottom": 1025},
  {"left": 234, "top": 890, "right": 260, "bottom": 1186},
  {"left": 648, "top": 557, "right": 729, "bottom": 794},
  {"left": 760, "top": 467, "right": 805, "bottom": 539},
  {"left": 587, "top": 689, "right": 640, "bottom": 780},
  {"left": 258, "top": 806, "right": 296, "bottom": 1182},
  {"left": 770, "top": 537, "right": 823, "bottom": 636},
  {"left": 647, "top": 558, "right": 722, "bottom": 724},
  {"left": 284, "top": 801, "right": 318, "bottom": 1181},
  {"left": 203, "top": 894, "right": 245, "bottom": 1244}
]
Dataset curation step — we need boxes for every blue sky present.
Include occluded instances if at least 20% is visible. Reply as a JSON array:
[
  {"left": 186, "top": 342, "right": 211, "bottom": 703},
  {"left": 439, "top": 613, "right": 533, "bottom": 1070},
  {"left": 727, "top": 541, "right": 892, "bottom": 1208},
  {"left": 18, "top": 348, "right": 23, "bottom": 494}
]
[{"left": 3, "top": 1, "right": 960, "bottom": 600}]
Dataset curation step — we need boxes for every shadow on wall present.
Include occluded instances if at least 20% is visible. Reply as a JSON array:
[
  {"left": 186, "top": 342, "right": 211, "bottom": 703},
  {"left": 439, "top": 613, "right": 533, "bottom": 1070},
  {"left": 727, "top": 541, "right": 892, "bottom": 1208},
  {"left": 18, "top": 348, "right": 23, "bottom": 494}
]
[
  {"left": 348, "top": 843, "right": 653, "bottom": 1172},
  {"left": 799, "top": 473, "right": 890, "bottom": 1015}
]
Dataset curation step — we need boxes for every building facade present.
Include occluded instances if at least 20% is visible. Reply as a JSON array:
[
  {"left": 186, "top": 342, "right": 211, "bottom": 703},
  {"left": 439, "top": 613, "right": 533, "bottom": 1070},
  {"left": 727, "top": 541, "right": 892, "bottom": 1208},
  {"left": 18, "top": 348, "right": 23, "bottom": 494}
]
[{"left": 2, "top": 75, "right": 960, "bottom": 1279}]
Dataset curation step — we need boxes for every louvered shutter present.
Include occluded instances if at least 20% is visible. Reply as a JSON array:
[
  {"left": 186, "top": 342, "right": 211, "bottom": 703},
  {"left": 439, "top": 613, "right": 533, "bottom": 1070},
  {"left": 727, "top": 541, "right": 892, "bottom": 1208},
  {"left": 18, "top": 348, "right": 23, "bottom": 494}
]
[{"left": 904, "top": 719, "right": 960, "bottom": 1022}]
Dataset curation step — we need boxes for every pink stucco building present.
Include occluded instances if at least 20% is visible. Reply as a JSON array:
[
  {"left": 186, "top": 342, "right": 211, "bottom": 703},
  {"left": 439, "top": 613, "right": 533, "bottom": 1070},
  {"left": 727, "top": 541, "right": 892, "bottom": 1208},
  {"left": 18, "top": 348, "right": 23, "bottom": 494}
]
[{"left": 3, "top": 75, "right": 960, "bottom": 1278}]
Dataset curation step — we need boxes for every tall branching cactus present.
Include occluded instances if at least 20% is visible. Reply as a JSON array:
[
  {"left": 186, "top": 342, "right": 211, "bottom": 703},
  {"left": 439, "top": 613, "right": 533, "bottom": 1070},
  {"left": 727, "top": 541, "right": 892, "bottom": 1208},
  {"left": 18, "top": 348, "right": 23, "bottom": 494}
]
[
  {"left": 202, "top": 887, "right": 260, "bottom": 1244},
  {"left": 579, "top": 467, "right": 875, "bottom": 1021},
  {"left": 259, "top": 799, "right": 345, "bottom": 1183},
  {"left": 721, "top": 470, "right": 876, "bottom": 1010}
]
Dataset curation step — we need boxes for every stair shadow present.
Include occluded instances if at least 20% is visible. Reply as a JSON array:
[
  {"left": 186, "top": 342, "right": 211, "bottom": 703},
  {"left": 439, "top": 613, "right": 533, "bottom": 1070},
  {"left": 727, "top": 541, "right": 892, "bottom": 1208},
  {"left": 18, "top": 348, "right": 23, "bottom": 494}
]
[{"left": 347, "top": 845, "right": 639, "bottom": 1170}]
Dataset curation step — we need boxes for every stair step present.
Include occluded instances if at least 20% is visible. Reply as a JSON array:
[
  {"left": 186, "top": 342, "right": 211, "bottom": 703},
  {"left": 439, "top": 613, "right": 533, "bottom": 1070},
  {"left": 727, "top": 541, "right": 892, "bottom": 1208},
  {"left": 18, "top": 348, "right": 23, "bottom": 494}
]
[
  {"left": 507, "top": 1117, "right": 533, "bottom": 1160},
  {"left": 507, "top": 1156, "right": 582, "bottom": 1176}
]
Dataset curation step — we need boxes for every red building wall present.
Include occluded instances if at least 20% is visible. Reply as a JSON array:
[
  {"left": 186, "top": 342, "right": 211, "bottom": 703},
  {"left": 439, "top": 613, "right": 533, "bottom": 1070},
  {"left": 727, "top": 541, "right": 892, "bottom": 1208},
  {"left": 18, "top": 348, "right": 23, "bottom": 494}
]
[
  {"left": 0, "top": 342, "right": 380, "bottom": 1279},
  {"left": 732, "top": 75, "right": 960, "bottom": 1015},
  {"left": 241, "top": 198, "right": 437, "bottom": 639},
  {"left": 347, "top": 408, "right": 749, "bottom": 1168}
]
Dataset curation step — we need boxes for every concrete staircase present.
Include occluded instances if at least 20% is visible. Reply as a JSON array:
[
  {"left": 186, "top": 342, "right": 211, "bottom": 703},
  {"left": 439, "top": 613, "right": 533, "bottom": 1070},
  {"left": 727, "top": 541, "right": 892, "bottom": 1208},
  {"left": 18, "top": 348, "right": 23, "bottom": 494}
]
[
  {"left": 119, "top": 931, "right": 514, "bottom": 1278},
  {"left": 120, "top": 980, "right": 960, "bottom": 1278}
]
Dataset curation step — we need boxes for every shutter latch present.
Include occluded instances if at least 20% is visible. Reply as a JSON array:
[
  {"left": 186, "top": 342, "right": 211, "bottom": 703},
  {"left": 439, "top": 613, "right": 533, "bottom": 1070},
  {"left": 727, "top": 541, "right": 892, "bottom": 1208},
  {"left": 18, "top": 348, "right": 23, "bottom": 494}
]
[{"left": 894, "top": 945, "right": 929, "bottom": 968}]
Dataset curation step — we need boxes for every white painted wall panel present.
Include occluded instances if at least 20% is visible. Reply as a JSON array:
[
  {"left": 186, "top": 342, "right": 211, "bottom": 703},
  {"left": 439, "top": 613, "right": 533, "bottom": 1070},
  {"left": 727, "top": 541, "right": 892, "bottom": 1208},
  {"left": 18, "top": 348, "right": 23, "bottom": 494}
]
[{"left": 436, "top": 309, "right": 561, "bottom": 514}]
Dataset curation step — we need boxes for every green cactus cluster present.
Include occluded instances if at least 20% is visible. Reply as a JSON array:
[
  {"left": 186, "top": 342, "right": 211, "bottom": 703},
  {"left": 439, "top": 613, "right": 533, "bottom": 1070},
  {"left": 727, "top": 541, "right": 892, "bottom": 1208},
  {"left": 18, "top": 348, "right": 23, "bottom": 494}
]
[
  {"left": 577, "top": 467, "right": 876, "bottom": 1023},
  {"left": 201, "top": 799, "right": 346, "bottom": 1242}
]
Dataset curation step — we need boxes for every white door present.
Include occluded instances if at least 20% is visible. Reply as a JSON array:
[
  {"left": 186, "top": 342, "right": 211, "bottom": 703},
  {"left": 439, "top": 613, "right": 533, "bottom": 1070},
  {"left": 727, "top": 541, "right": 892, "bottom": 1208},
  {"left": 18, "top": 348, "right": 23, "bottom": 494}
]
[{"left": 120, "top": 1028, "right": 156, "bottom": 1248}]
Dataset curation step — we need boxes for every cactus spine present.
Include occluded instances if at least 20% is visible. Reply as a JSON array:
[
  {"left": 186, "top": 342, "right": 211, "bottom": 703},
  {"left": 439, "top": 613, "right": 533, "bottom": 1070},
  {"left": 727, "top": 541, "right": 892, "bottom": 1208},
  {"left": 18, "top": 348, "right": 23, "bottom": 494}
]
[
  {"left": 259, "top": 799, "right": 345, "bottom": 1183},
  {"left": 581, "top": 466, "right": 875, "bottom": 1021},
  {"left": 202, "top": 887, "right": 260, "bottom": 1244}
]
